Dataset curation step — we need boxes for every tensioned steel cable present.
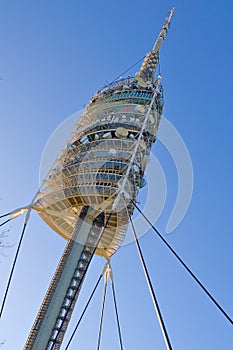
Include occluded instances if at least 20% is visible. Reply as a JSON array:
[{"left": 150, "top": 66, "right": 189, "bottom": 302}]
[
  {"left": 110, "top": 272, "right": 124, "bottom": 350},
  {"left": 0, "top": 219, "right": 11, "bottom": 228},
  {"left": 110, "top": 56, "right": 145, "bottom": 84},
  {"left": 64, "top": 271, "right": 104, "bottom": 350},
  {"left": 0, "top": 212, "right": 13, "bottom": 219},
  {"left": 0, "top": 209, "right": 31, "bottom": 318},
  {"left": 96, "top": 270, "right": 108, "bottom": 350},
  {"left": 125, "top": 203, "right": 173, "bottom": 350},
  {"left": 131, "top": 199, "right": 233, "bottom": 326}
]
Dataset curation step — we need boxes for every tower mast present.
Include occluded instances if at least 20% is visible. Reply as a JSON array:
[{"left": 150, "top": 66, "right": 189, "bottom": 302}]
[
  {"left": 24, "top": 9, "right": 174, "bottom": 349},
  {"left": 138, "top": 7, "right": 174, "bottom": 81}
]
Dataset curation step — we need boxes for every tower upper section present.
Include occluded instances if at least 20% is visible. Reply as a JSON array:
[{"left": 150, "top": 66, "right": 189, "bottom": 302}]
[{"left": 32, "top": 9, "right": 174, "bottom": 258}]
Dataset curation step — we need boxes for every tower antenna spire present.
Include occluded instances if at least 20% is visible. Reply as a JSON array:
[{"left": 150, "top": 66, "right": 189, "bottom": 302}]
[{"left": 137, "top": 8, "right": 175, "bottom": 81}]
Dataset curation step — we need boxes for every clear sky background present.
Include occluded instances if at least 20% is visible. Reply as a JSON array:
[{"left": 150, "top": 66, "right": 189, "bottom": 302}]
[{"left": 0, "top": 0, "right": 233, "bottom": 349}]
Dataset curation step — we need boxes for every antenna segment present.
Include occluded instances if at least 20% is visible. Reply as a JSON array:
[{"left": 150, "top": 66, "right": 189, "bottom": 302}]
[{"left": 138, "top": 8, "right": 175, "bottom": 81}]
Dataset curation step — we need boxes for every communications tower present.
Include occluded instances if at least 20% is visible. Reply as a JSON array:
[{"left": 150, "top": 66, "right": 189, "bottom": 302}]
[
  {"left": 1, "top": 8, "right": 232, "bottom": 348},
  {"left": 23, "top": 9, "right": 174, "bottom": 350}
]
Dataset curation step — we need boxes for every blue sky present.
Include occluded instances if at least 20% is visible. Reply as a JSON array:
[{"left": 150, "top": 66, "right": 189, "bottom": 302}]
[{"left": 0, "top": 0, "right": 233, "bottom": 349}]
